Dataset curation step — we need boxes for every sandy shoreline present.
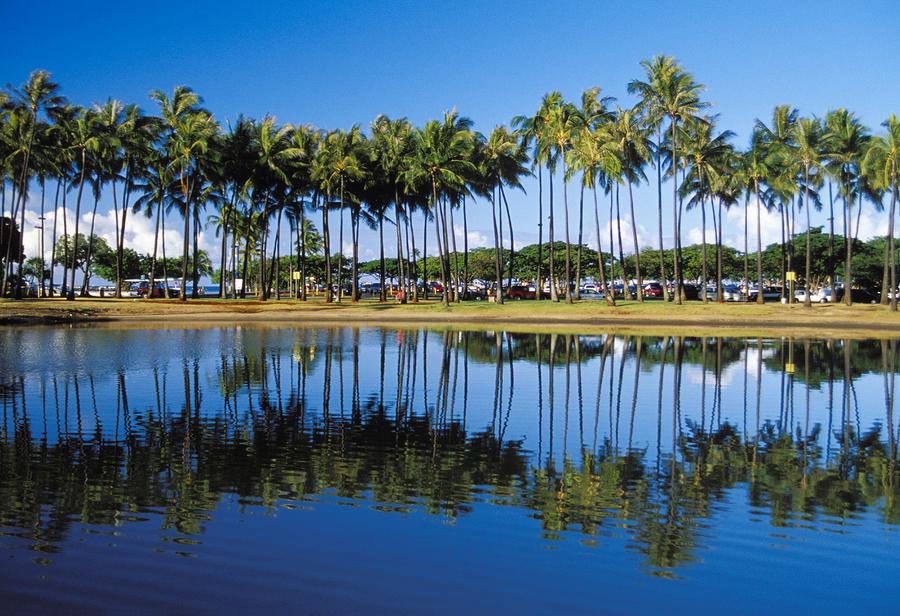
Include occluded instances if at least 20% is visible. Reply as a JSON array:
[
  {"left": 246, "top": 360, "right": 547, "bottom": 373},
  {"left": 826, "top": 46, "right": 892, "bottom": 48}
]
[{"left": 3, "top": 297, "right": 900, "bottom": 338}]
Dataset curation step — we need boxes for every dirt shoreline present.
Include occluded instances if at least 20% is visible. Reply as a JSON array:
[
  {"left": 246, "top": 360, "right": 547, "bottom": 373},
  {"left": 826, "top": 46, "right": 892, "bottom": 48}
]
[{"left": 3, "top": 298, "right": 900, "bottom": 338}]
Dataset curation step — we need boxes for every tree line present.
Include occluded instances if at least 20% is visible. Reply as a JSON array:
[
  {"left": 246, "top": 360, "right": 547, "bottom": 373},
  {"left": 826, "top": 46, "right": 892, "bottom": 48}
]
[{"left": 2, "top": 55, "right": 899, "bottom": 306}]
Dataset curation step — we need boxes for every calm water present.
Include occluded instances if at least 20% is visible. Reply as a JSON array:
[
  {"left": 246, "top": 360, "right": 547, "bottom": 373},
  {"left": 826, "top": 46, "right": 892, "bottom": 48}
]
[{"left": 0, "top": 326, "right": 898, "bottom": 614}]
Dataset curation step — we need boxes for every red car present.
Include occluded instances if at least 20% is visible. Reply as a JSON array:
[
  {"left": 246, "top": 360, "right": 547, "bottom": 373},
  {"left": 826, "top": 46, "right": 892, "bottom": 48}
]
[
  {"left": 642, "top": 282, "right": 664, "bottom": 297},
  {"left": 506, "top": 285, "right": 536, "bottom": 300}
]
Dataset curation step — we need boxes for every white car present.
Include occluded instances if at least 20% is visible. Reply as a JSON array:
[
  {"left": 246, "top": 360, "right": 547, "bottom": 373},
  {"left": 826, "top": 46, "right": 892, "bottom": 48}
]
[{"left": 811, "top": 289, "right": 836, "bottom": 303}]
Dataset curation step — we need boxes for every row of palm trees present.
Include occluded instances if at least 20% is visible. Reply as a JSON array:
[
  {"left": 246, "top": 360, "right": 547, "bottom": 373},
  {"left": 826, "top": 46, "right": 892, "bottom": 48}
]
[{"left": 2, "top": 57, "right": 900, "bottom": 307}]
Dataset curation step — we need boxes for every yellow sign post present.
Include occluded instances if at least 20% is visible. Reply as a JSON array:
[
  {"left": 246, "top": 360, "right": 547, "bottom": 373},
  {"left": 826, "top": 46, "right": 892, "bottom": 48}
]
[{"left": 786, "top": 271, "right": 796, "bottom": 302}]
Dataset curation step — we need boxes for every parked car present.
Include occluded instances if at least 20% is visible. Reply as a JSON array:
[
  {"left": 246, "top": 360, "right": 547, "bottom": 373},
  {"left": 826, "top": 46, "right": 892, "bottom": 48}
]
[
  {"left": 747, "top": 286, "right": 783, "bottom": 302},
  {"left": 811, "top": 288, "right": 836, "bottom": 303},
  {"left": 835, "top": 288, "right": 878, "bottom": 304},
  {"left": 642, "top": 282, "right": 664, "bottom": 298},
  {"left": 722, "top": 284, "right": 742, "bottom": 301},
  {"left": 506, "top": 285, "right": 536, "bottom": 300}
]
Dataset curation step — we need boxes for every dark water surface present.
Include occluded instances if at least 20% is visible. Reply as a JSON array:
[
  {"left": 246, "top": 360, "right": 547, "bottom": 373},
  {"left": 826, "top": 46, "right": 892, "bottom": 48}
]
[{"left": 1, "top": 326, "right": 898, "bottom": 614}]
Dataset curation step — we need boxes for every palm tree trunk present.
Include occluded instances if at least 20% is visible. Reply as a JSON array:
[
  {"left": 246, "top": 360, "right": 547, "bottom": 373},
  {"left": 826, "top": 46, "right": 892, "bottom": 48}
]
[
  {"left": 80, "top": 193, "right": 100, "bottom": 297},
  {"left": 701, "top": 197, "right": 708, "bottom": 303},
  {"left": 717, "top": 200, "right": 724, "bottom": 303},
  {"left": 240, "top": 210, "right": 252, "bottom": 299},
  {"left": 627, "top": 179, "right": 643, "bottom": 301},
  {"left": 379, "top": 215, "right": 386, "bottom": 301},
  {"left": 536, "top": 167, "right": 543, "bottom": 301},
  {"left": 593, "top": 183, "right": 614, "bottom": 306},
  {"left": 656, "top": 125, "right": 669, "bottom": 302},
  {"left": 67, "top": 154, "right": 88, "bottom": 302},
  {"left": 804, "top": 166, "right": 812, "bottom": 307},
  {"left": 298, "top": 202, "right": 306, "bottom": 300},
  {"left": 463, "top": 194, "right": 469, "bottom": 299},
  {"left": 828, "top": 181, "right": 836, "bottom": 293},
  {"left": 562, "top": 157, "right": 572, "bottom": 304},
  {"left": 500, "top": 185, "right": 515, "bottom": 292},
  {"left": 219, "top": 211, "right": 228, "bottom": 299},
  {"left": 352, "top": 208, "right": 360, "bottom": 302},
  {"left": 323, "top": 191, "right": 332, "bottom": 303},
  {"left": 575, "top": 183, "right": 584, "bottom": 300},
  {"left": 491, "top": 187, "right": 504, "bottom": 304},
  {"left": 889, "top": 178, "right": 898, "bottom": 312},
  {"left": 844, "top": 194, "right": 852, "bottom": 305},
  {"left": 671, "top": 116, "right": 683, "bottom": 304},
  {"left": 148, "top": 188, "right": 163, "bottom": 300},
  {"left": 756, "top": 181, "right": 764, "bottom": 304},
  {"left": 258, "top": 190, "right": 270, "bottom": 301},
  {"left": 421, "top": 210, "right": 427, "bottom": 300},
  {"left": 50, "top": 179, "right": 61, "bottom": 296},
  {"left": 162, "top": 197, "right": 170, "bottom": 299},
  {"left": 744, "top": 195, "right": 749, "bottom": 299},
  {"left": 449, "top": 198, "right": 461, "bottom": 303},
  {"left": 548, "top": 164, "right": 557, "bottom": 302},
  {"left": 180, "top": 168, "right": 191, "bottom": 302},
  {"left": 432, "top": 180, "right": 448, "bottom": 307},
  {"left": 393, "top": 188, "right": 405, "bottom": 304},
  {"left": 616, "top": 183, "right": 631, "bottom": 300}
]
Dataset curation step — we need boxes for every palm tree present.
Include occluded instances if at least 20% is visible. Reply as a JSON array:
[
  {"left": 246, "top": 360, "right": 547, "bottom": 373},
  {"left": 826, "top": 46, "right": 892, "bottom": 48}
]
[
  {"left": 149, "top": 86, "right": 208, "bottom": 302},
  {"left": 321, "top": 126, "right": 366, "bottom": 302},
  {"left": 569, "top": 122, "right": 619, "bottom": 305},
  {"left": 6, "top": 70, "right": 64, "bottom": 299},
  {"left": 681, "top": 117, "right": 734, "bottom": 302},
  {"left": 630, "top": 56, "right": 706, "bottom": 304},
  {"left": 792, "top": 116, "right": 824, "bottom": 307},
  {"left": 823, "top": 109, "right": 869, "bottom": 305},
  {"left": 863, "top": 115, "right": 900, "bottom": 311},
  {"left": 481, "top": 125, "right": 529, "bottom": 302},
  {"left": 755, "top": 105, "right": 800, "bottom": 302},
  {"left": 372, "top": 116, "right": 416, "bottom": 303},
  {"left": 546, "top": 97, "right": 578, "bottom": 303},
  {"left": 741, "top": 136, "right": 770, "bottom": 303},
  {"left": 63, "top": 108, "right": 101, "bottom": 300},
  {"left": 251, "top": 116, "right": 298, "bottom": 300},
  {"left": 609, "top": 105, "right": 653, "bottom": 301},
  {"left": 411, "top": 112, "right": 474, "bottom": 307},
  {"left": 132, "top": 150, "right": 174, "bottom": 298}
]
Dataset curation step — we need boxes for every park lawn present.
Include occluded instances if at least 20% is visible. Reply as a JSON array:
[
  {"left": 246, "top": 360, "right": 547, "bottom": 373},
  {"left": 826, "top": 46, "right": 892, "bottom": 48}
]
[{"left": 2, "top": 296, "right": 900, "bottom": 339}]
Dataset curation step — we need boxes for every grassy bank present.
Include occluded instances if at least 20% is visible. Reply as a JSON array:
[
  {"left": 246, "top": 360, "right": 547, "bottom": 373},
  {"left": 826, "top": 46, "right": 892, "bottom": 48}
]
[{"left": 2, "top": 296, "right": 900, "bottom": 338}]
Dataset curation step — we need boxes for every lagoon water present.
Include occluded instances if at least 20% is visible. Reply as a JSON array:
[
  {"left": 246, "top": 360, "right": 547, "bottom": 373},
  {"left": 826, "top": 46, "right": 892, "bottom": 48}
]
[{"left": 0, "top": 325, "right": 898, "bottom": 614}]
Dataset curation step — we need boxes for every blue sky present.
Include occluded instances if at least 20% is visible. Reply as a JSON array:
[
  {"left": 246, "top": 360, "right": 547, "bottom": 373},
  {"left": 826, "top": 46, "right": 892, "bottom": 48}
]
[{"left": 3, "top": 0, "right": 900, "bottom": 278}]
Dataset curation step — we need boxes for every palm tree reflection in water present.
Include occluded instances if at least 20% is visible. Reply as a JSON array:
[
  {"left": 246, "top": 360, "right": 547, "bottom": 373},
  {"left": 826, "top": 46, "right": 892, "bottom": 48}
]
[{"left": 1, "top": 328, "right": 899, "bottom": 575}]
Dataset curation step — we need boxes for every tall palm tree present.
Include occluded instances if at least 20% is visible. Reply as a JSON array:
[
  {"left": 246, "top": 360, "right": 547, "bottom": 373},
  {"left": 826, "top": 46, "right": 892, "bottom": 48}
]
[
  {"left": 411, "top": 112, "right": 474, "bottom": 307},
  {"left": 569, "top": 122, "right": 619, "bottom": 306},
  {"left": 149, "top": 86, "right": 207, "bottom": 301},
  {"left": 252, "top": 116, "right": 297, "bottom": 300},
  {"left": 823, "top": 109, "right": 869, "bottom": 305},
  {"left": 863, "top": 115, "right": 900, "bottom": 311},
  {"left": 609, "top": 105, "right": 653, "bottom": 301},
  {"left": 132, "top": 150, "right": 174, "bottom": 299},
  {"left": 372, "top": 116, "right": 416, "bottom": 303},
  {"left": 755, "top": 105, "right": 800, "bottom": 302},
  {"left": 481, "top": 125, "right": 529, "bottom": 303},
  {"left": 63, "top": 108, "right": 101, "bottom": 300},
  {"left": 321, "top": 126, "right": 366, "bottom": 302},
  {"left": 681, "top": 117, "right": 734, "bottom": 302},
  {"left": 741, "top": 135, "right": 770, "bottom": 303},
  {"left": 6, "top": 70, "right": 64, "bottom": 298},
  {"left": 546, "top": 97, "right": 578, "bottom": 303},
  {"left": 792, "top": 116, "right": 824, "bottom": 307},
  {"left": 630, "top": 56, "right": 706, "bottom": 304}
]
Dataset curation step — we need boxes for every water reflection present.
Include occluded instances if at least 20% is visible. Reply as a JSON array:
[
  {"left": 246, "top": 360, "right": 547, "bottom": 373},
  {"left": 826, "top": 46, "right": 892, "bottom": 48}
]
[{"left": 0, "top": 328, "right": 899, "bottom": 608}]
